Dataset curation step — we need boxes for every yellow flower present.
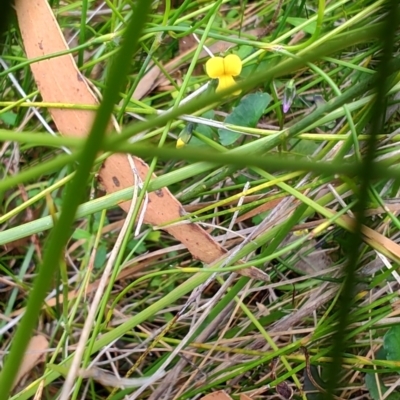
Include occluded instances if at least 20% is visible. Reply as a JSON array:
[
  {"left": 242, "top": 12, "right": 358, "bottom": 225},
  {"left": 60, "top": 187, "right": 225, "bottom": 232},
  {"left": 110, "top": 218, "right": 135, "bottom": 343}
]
[
  {"left": 176, "top": 138, "right": 185, "bottom": 148},
  {"left": 176, "top": 123, "right": 194, "bottom": 148},
  {"left": 205, "top": 54, "right": 242, "bottom": 94}
]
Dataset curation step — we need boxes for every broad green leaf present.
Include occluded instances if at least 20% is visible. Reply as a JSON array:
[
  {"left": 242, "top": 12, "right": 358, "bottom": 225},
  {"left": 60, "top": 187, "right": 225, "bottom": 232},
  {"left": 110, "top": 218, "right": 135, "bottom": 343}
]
[{"left": 218, "top": 92, "right": 272, "bottom": 146}]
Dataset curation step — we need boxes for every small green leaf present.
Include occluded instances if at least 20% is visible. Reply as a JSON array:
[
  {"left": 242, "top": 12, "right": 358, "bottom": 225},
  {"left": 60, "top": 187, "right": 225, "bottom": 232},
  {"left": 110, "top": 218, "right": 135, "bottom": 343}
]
[
  {"left": 188, "top": 111, "right": 216, "bottom": 147},
  {"left": 365, "top": 373, "right": 385, "bottom": 400},
  {"left": 384, "top": 325, "right": 400, "bottom": 363},
  {"left": 164, "top": 312, "right": 174, "bottom": 322},
  {"left": 0, "top": 111, "right": 17, "bottom": 126},
  {"left": 94, "top": 244, "right": 108, "bottom": 269},
  {"left": 252, "top": 211, "right": 268, "bottom": 225},
  {"left": 365, "top": 373, "right": 400, "bottom": 400},
  {"left": 236, "top": 45, "right": 254, "bottom": 60},
  {"left": 284, "top": 17, "right": 317, "bottom": 34},
  {"left": 365, "top": 326, "right": 400, "bottom": 400},
  {"left": 147, "top": 231, "right": 161, "bottom": 242},
  {"left": 127, "top": 239, "right": 147, "bottom": 254},
  {"left": 150, "top": 276, "right": 162, "bottom": 287},
  {"left": 72, "top": 228, "right": 91, "bottom": 240},
  {"left": 218, "top": 92, "right": 271, "bottom": 146},
  {"left": 289, "top": 138, "right": 319, "bottom": 155}
]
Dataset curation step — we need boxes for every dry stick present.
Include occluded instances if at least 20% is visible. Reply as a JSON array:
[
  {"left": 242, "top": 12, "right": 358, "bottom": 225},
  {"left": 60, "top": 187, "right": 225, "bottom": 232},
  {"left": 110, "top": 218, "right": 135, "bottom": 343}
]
[
  {"left": 58, "top": 166, "right": 140, "bottom": 400},
  {"left": 382, "top": 371, "right": 400, "bottom": 399},
  {"left": 33, "top": 379, "right": 45, "bottom": 400},
  {"left": 78, "top": 368, "right": 156, "bottom": 389}
]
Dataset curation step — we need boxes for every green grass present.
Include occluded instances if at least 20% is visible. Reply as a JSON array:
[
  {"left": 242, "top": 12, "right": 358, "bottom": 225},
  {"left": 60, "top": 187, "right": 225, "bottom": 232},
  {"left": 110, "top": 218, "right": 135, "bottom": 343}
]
[{"left": 1, "top": 0, "right": 400, "bottom": 399}]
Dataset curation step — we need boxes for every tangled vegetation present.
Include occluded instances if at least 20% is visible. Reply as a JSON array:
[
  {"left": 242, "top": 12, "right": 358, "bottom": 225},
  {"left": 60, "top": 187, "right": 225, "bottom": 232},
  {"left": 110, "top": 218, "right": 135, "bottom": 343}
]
[{"left": 1, "top": 0, "right": 400, "bottom": 399}]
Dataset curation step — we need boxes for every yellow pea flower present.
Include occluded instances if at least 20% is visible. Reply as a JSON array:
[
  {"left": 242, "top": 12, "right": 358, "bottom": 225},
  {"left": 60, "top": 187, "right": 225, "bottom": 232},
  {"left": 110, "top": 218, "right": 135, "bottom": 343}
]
[
  {"left": 205, "top": 54, "right": 242, "bottom": 95},
  {"left": 176, "top": 137, "right": 185, "bottom": 149},
  {"left": 176, "top": 123, "right": 194, "bottom": 148}
]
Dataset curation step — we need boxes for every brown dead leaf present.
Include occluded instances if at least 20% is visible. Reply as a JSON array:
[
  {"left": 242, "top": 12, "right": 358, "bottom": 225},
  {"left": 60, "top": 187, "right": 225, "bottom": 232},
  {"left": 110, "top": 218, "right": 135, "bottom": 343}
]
[
  {"left": 32, "top": 379, "right": 45, "bottom": 400},
  {"left": 361, "top": 224, "right": 400, "bottom": 261},
  {"left": 15, "top": 0, "right": 270, "bottom": 281},
  {"left": 12, "top": 335, "right": 49, "bottom": 389},
  {"left": 15, "top": 0, "right": 225, "bottom": 265},
  {"left": 200, "top": 391, "right": 233, "bottom": 400},
  {"left": 338, "top": 214, "right": 400, "bottom": 262},
  {"left": 290, "top": 234, "right": 332, "bottom": 275},
  {"left": 179, "top": 35, "right": 199, "bottom": 54},
  {"left": 132, "top": 64, "right": 162, "bottom": 101},
  {"left": 238, "top": 266, "right": 270, "bottom": 282},
  {"left": 239, "top": 394, "right": 253, "bottom": 400}
]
